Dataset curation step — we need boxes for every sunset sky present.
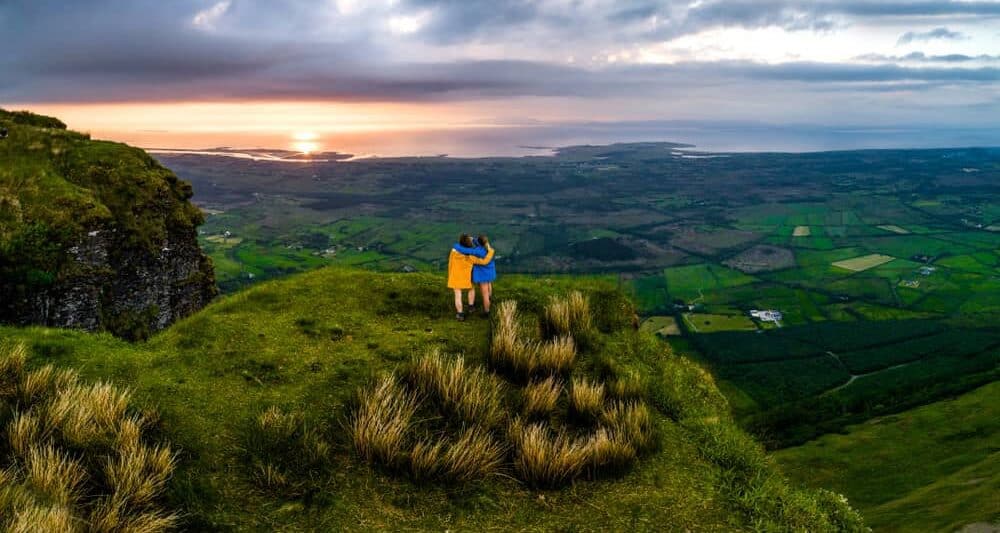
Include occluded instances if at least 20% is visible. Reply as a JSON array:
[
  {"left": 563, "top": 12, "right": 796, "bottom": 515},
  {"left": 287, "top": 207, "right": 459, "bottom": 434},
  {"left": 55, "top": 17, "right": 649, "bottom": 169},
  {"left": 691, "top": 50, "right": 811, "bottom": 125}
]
[{"left": 2, "top": 1, "right": 998, "bottom": 153}]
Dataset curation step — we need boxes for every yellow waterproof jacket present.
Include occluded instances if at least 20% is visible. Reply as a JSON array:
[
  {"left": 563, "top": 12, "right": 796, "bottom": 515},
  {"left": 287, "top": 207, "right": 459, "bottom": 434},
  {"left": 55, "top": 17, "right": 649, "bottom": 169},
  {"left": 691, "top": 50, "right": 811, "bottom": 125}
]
[{"left": 447, "top": 246, "right": 494, "bottom": 289}]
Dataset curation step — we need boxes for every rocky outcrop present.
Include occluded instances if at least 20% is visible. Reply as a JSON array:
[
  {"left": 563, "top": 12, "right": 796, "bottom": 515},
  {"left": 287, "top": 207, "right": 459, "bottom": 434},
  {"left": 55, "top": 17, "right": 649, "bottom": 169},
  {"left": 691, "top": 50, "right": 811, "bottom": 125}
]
[
  {"left": 0, "top": 108, "right": 215, "bottom": 339},
  {"left": 25, "top": 227, "right": 215, "bottom": 337}
]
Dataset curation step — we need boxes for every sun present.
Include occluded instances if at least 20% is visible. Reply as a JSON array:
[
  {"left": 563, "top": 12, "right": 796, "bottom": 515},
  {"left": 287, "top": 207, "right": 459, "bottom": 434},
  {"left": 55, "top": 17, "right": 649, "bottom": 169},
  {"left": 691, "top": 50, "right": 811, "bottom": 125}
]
[{"left": 291, "top": 131, "right": 320, "bottom": 154}]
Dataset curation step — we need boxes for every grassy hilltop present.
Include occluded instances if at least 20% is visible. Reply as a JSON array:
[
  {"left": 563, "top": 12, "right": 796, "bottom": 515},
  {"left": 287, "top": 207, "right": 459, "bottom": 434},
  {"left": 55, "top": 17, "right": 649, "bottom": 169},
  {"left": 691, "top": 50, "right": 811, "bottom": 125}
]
[
  {"left": 0, "top": 108, "right": 214, "bottom": 337},
  {"left": 1, "top": 268, "right": 864, "bottom": 531}
]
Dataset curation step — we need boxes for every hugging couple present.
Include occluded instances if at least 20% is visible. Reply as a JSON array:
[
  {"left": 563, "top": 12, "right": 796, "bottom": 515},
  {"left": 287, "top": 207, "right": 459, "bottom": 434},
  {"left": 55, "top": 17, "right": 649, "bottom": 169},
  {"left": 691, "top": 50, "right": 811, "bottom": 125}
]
[{"left": 446, "top": 234, "right": 496, "bottom": 321}]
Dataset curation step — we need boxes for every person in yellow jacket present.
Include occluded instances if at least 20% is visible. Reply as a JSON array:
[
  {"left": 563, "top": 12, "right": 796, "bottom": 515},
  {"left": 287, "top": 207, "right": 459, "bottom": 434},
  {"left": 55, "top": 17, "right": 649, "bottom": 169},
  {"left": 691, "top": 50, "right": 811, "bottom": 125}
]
[{"left": 448, "top": 234, "right": 495, "bottom": 321}]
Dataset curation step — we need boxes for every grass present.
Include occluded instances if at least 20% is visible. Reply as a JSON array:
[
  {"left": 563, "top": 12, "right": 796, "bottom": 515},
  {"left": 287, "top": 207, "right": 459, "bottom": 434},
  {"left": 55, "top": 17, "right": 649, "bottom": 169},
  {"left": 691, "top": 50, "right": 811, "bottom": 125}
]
[
  {"left": 832, "top": 254, "right": 896, "bottom": 272},
  {"left": 522, "top": 376, "right": 562, "bottom": 418},
  {"left": 568, "top": 376, "right": 605, "bottom": 424},
  {"left": 404, "top": 351, "right": 505, "bottom": 428},
  {"left": 776, "top": 381, "right": 1000, "bottom": 532},
  {"left": 0, "top": 342, "right": 178, "bottom": 532},
  {"left": 0, "top": 268, "right": 864, "bottom": 530},
  {"left": 349, "top": 375, "right": 419, "bottom": 467}
]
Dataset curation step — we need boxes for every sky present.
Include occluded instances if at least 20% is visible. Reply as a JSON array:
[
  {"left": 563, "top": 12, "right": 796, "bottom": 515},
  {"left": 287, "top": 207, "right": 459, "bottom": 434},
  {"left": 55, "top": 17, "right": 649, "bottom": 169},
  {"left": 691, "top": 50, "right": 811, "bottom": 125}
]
[{"left": 1, "top": 0, "right": 998, "bottom": 153}]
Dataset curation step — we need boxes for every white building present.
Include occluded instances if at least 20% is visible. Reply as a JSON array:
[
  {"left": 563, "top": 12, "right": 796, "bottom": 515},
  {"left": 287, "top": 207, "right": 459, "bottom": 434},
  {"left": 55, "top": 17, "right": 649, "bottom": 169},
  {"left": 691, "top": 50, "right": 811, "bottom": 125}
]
[{"left": 750, "top": 309, "right": 783, "bottom": 322}]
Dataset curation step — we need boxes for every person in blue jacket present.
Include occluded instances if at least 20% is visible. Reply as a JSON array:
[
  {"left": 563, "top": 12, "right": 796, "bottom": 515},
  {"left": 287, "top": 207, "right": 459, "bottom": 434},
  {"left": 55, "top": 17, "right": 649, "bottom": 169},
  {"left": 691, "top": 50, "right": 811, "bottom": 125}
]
[
  {"left": 469, "top": 235, "right": 496, "bottom": 314},
  {"left": 453, "top": 234, "right": 496, "bottom": 315}
]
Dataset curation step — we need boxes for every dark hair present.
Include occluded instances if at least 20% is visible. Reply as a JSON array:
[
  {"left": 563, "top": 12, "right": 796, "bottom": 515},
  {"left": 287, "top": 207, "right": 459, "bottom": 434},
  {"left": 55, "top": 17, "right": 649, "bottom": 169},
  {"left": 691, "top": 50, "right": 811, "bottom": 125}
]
[
  {"left": 477, "top": 234, "right": 489, "bottom": 246},
  {"left": 459, "top": 233, "right": 474, "bottom": 247}
]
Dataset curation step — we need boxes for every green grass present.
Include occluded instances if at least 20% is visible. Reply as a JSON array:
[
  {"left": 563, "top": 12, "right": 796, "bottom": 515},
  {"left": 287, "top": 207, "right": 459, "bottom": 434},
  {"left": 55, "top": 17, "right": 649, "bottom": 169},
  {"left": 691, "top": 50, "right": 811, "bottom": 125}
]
[
  {"left": 0, "top": 267, "right": 862, "bottom": 531},
  {"left": 776, "top": 382, "right": 1000, "bottom": 532},
  {"left": 663, "top": 264, "right": 757, "bottom": 302},
  {"left": 682, "top": 313, "right": 757, "bottom": 333}
]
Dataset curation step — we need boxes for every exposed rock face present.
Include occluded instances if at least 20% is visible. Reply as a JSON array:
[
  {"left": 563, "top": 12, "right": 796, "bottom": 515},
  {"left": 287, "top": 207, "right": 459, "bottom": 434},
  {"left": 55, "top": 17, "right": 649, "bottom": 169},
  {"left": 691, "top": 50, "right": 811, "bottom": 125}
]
[
  {"left": 0, "top": 108, "right": 216, "bottom": 339},
  {"left": 26, "top": 227, "right": 215, "bottom": 335}
]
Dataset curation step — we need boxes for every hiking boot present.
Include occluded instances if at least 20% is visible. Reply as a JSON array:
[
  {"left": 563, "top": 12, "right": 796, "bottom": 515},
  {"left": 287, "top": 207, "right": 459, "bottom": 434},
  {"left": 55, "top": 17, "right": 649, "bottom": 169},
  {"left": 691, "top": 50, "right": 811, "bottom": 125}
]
[
  {"left": 456, "top": 312, "right": 466, "bottom": 321},
  {"left": 467, "top": 304, "right": 477, "bottom": 314}
]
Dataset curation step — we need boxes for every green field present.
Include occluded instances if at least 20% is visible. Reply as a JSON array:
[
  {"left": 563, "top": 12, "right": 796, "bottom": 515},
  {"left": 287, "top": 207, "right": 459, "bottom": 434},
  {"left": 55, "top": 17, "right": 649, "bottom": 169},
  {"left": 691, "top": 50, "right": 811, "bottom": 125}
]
[
  {"left": 776, "top": 382, "right": 1000, "bottom": 532},
  {"left": 682, "top": 312, "right": 757, "bottom": 333}
]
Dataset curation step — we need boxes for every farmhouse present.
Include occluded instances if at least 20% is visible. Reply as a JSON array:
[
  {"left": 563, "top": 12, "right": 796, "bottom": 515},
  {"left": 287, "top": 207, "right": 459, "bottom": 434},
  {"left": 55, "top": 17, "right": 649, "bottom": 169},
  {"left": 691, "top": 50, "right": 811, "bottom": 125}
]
[{"left": 750, "top": 309, "right": 783, "bottom": 322}]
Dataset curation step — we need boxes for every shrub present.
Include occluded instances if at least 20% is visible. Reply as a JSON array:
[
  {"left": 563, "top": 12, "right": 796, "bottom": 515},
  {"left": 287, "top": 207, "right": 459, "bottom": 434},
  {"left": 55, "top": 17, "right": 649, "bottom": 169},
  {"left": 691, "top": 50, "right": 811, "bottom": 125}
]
[
  {"left": 568, "top": 376, "right": 605, "bottom": 424},
  {"left": 522, "top": 376, "right": 562, "bottom": 418},
  {"left": 405, "top": 351, "right": 505, "bottom": 428},
  {"left": 0, "top": 343, "right": 178, "bottom": 532},
  {"left": 349, "top": 375, "right": 419, "bottom": 467}
]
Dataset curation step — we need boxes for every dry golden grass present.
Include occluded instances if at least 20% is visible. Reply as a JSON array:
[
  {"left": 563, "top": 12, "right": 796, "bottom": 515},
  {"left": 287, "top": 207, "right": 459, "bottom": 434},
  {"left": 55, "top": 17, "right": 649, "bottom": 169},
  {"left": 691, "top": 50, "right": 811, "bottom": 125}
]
[
  {"left": 569, "top": 376, "right": 605, "bottom": 423},
  {"left": 406, "top": 351, "right": 505, "bottom": 427},
  {"left": 535, "top": 336, "right": 576, "bottom": 374},
  {"left": 608, "top": 370, "right": 645, "bottom": 401},
  {"left": 522, "top": 376, "right": 562, "bottom": 418},
  {"left": 602, "top": 401, "right": 656, "bottom": 452},
  {"left": 0, "top": 343, "right": 178, "bottom": 532},
  {"left": 438, "top": 427, "right": 505, "bottom": 482},
  {"left": 350, "top": 375, "right": 419, "bottom": 467},
  {"left": 23, "top": 445, "right": 86, "bottom": 506},
  {"left": 584, "top": 428, "right": 637, "bottom": 472},
  {"left": 542, "top": 298, "right": 572, "bottom": 338},
  {"left": 541, "top": 291, "right": 593, "bottom": 341},
  {"left": 510, "top": 421, "right": 589, "bottom": 487},
  {"left": 6, "top": 504, "right": 78, "bottom": 533}
]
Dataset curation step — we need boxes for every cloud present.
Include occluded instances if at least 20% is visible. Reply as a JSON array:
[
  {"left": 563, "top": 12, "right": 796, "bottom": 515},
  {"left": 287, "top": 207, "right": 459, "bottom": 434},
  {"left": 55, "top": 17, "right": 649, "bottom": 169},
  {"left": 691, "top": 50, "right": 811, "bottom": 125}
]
[
  {"left": 897, "top": 26, "right": 966, "bottom": 45},
  {"left": 1, "top": 0, "right": 998, "bottom": 128},
  {"left": 856, "top": 52, "right": 1000, "bottom": 63},
  {"left": 192, "top": 1, "right": 232, "bottom": 30}
]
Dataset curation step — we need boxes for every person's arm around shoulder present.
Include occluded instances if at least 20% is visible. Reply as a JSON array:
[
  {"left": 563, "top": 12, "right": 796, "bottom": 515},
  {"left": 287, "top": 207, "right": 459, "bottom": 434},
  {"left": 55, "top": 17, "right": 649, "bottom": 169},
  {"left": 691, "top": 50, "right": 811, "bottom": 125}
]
[
  {"left": 469, "top": 245, "right": 494, "bottom": 265},
  {"left": 454, "top": 243, "right": 486, "bottom": 258}
]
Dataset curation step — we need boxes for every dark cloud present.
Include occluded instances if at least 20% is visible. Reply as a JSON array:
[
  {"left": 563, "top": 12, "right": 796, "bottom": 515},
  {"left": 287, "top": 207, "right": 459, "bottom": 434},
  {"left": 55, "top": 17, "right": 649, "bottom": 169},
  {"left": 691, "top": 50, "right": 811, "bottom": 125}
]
[
  {"left": 0, "top": 0, "right": 996, "bottom": 131},
  {"left": 897, "top": 26, "right": 966, "bottom": 45}
]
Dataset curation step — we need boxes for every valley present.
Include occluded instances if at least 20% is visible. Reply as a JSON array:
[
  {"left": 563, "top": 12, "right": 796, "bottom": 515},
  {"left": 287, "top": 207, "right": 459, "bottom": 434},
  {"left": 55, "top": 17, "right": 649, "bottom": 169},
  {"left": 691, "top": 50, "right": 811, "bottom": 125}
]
[{"left": 158, "top": 143, "right": 1000, "bottom": 448}]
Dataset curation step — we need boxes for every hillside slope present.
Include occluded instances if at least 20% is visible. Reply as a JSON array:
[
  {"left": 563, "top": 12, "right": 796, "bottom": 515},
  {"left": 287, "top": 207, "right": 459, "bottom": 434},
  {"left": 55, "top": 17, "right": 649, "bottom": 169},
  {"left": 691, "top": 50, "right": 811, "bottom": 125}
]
[
  {"left": 0, "top": 268, "right": 864, "bottom": 531},
  {"left": 776, "top": 382, "right": 1000, "bottom": 532},
  {"left": 0, "top": 109, "right": 215, "bottom": 338}
]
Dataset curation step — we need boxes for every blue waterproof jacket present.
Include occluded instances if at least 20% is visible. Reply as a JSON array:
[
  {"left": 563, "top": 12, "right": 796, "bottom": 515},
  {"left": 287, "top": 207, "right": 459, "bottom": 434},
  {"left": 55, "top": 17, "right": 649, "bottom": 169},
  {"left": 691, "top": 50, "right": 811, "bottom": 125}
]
[{"left": 454, "top": 243, "right": 497, "bottom": 283}]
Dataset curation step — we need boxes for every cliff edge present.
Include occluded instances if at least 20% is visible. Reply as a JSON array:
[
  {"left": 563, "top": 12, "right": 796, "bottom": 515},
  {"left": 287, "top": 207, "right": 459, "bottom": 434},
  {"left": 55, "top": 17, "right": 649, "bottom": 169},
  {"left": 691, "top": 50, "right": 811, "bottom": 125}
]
[{"left": 0, "top": 109, "right": 215, "bottom": 339}]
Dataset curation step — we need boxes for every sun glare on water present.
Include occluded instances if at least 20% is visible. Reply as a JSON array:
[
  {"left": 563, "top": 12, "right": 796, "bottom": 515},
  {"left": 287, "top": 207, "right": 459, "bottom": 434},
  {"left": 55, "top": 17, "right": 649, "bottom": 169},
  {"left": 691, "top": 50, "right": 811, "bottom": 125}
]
[{"left": 291, "top": 131, "right": 320, "bottom": 154}]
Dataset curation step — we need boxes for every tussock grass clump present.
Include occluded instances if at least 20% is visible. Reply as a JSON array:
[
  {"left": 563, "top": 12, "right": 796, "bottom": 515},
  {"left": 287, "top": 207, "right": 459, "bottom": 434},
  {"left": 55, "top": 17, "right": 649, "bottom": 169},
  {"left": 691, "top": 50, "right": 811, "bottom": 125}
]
[
  {"left": 522, "top": 376, "right": 562, "bottom": 418},
  {"left": 490, "top": 300, "right": 535, "bottom": 374},
  {"left": 541, "top": 298, "right": 572, "bottom": 339},
  {"left": 584, "top": 428, "right": 636, "bottom": 472},
  {"left": 405, "top": 351, "right": 505, "bottom": 428},
  {"left": 541, "top": 291, "right": 593, "bottom": 342},
  {"left": 490, "top": 301, "right": 576, "bottom": 378},
  {"left": 608, "top": 370, "right": 645, "bottom": 401},
  {"left": 510, "top": 421, "right": 589, "bottom": 487},
  {"left": 0, "top": 343, "right": 178, "bottom": 532},
  {"left": 535, "top": 336, "right": 576, "bottom": 374},
  {"left": 349, "top": 375, "right": 419, "bottom": 467},
  {"left": 410, "top": 427, "right": 505, "bottom": 482},
  {"left": 569, "top": 376, "right": 605, "bottom": 424},
  {"left": 602, "top": 401, "right": 656, "bottom": 453}
]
